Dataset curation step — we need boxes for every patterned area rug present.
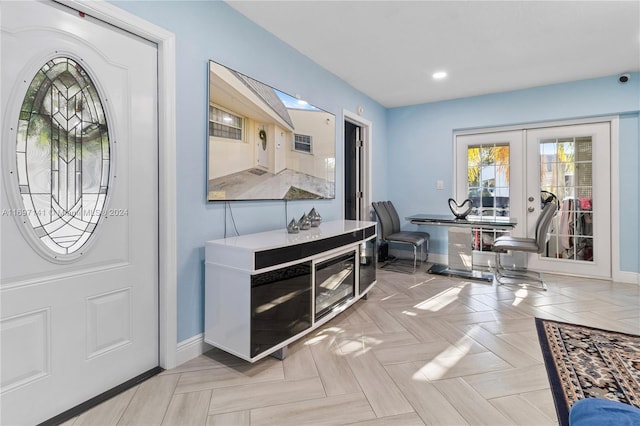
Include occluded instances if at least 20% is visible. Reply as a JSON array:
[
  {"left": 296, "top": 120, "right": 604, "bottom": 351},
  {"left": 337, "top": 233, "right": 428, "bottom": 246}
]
[{"left": 535, "top": 318, "right": 640, "bottom": 426}]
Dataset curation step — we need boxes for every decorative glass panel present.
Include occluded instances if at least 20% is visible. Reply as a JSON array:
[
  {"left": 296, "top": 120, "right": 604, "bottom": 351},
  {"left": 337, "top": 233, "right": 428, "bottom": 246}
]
[
  {"left": 540, "top": 136, "right": 593, "bottom": 261},
  {"left": 15, "top": 57, "right": 110, "bottom": 258}
]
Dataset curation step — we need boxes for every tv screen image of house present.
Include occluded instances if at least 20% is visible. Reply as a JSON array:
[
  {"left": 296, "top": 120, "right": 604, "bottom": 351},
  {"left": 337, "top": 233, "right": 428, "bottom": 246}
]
[{"left": 207, "top": 60, "right": 336, "bottom": 201}]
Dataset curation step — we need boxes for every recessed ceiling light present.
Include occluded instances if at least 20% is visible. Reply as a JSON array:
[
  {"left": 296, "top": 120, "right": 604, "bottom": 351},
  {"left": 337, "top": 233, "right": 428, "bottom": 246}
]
[{"left": 432, "top": 71, "right": 447, "bottom": 80}]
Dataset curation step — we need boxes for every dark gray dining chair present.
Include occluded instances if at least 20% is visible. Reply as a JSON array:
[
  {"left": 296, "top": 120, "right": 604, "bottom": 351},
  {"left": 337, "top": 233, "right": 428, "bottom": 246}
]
[
  {"left": 372, "top": 201, "right": 429, "bottom": 273},
  {"left": 492, "top": 201, "right": 558, "bottom": 290}
]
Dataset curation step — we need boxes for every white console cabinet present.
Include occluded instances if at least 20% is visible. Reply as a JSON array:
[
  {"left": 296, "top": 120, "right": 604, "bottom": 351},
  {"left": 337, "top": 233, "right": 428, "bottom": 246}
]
[{"left": 205, "top": 220, "right": 377, "bottom": 362}]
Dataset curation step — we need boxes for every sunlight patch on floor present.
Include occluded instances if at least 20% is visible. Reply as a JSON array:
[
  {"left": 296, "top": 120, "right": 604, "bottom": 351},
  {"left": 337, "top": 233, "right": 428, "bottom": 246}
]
[
  {"left": 414, "top": 286, "right": 463, "bottom": 312},
  {"left": 408, "top": 276, "right": 437, "bottom": 289},
  {"left": 306, "top": 326, "right": 344, "bottom": 346},
  {"left": 381, "top": 293, "right": 399, "bottom": 301},
  {"left": 412, "top": 325, "right": 478, "bottom": 381},
  {"left": 512, "top": 288, "right": 529, "bottom": 306},
  {"left": 336, "top": 335, "right": 382, "bottom": 356},
  {"left": 306, "top": 334, "right": 328, "bottom": 345}
]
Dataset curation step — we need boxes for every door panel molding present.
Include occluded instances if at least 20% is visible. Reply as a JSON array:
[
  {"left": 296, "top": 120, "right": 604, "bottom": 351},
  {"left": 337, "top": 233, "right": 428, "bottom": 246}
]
[
  {"left": 1, "top": 261, "right": 131, "bottom": 291},
  {"left": 86, "top": 287, "right": 132, "bottom": 359},
  {"left": 0, "top": 308, "right": 51, "bottom": 393}
]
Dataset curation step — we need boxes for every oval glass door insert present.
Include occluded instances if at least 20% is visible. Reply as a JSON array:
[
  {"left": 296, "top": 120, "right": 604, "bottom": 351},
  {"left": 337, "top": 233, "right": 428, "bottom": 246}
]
[{"left": 14, "top": 57, "right": 110, "bottom": 259}]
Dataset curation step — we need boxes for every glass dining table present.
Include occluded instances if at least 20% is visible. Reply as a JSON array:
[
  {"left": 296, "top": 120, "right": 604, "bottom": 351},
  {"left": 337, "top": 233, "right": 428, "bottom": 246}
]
[{"left": 406, "top": 214, "right": 517, "bottom": 281}]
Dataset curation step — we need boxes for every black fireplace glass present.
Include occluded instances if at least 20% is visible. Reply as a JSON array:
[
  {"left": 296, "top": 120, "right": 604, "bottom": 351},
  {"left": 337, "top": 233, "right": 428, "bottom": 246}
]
[
  {"left": 315, "top": 251, "right": 355, "bottom": 320},
  {"left": 250, "top": 261, "right": 312, "bottom": 357}
]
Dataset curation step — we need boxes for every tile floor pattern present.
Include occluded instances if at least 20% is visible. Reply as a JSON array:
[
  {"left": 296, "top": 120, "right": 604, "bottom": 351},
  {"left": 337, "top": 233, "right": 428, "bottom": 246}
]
[{"left": 62, "top": 268, "right": 640, "bottom": 425}]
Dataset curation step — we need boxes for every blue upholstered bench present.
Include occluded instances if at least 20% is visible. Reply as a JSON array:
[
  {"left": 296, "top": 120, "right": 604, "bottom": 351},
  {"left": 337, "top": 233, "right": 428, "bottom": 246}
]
[{"left": 570, "top": 398, "right": 640, "bottom": 426}]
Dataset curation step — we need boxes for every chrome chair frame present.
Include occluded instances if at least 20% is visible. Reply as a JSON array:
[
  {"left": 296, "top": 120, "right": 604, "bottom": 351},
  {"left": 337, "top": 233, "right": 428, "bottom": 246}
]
[{"left": 492, "top": 202, "right": 558, "bottom": 290}]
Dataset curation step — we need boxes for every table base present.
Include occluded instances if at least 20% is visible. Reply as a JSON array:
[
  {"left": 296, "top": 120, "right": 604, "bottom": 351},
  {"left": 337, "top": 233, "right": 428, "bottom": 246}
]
[{"left": 427, "top": 264, "right": 493, "bottom": 282}]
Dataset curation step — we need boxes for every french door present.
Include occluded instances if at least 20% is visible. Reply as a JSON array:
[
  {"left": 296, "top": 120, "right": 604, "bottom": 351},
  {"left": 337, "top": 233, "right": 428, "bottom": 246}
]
[
  {"left": 455, "top": 121, "right": 611, "bottom": 278},
  {"left": 525, "top": 123, "right": 610, "bottom": 277},
  {"left": 454, "top": 131, "right": 525, "bottom": 259},
  {"left": 1, "top": 2, "right": 159, "bottom": 424}
]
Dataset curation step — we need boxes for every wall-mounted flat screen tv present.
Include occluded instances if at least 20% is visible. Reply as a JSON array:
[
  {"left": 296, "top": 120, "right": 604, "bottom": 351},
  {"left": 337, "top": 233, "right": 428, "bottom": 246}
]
[{"left": 207, "top": 60, "right": 336, "bottom": 201}]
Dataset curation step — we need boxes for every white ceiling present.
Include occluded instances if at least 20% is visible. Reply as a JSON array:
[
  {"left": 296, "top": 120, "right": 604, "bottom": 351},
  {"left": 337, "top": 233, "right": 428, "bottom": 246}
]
[{"left": 227, "top": 1, "right": 640, "bottom": 108}]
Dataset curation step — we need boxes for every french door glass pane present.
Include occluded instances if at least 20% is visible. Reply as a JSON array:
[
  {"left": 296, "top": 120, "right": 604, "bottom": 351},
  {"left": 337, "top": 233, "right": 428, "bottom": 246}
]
[
  {"left": 466, "top": 143, "right": 510, "bottom": 251},
  {"left": 539, "top": 137, "right": 593, "bottom": 261}
]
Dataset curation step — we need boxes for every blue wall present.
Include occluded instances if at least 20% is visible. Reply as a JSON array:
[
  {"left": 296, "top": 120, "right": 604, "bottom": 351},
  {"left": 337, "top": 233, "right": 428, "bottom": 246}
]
[
  {"left": 109, "top": 1, "right": 388, "bottom": 342},
  {"left": 111, "top": 1, "right": 639, "bottom": 344},
  {"left": 387, "top": 75, "right": 640, "bottom": 274}
]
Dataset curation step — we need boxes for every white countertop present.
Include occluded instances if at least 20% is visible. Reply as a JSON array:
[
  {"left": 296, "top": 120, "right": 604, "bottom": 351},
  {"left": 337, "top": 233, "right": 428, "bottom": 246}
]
[{"left": 206, "top": 219, "right": 376, "bottom": 252}]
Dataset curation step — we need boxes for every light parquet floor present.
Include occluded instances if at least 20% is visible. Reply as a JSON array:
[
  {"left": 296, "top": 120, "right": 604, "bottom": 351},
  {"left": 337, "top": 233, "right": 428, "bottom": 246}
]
[{"left": 63, "top": 268, "right": 640, "bottom": 426}]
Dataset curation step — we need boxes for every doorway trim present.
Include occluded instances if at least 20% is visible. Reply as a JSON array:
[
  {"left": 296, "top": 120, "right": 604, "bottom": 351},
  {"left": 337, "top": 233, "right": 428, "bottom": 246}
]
[
  {"left": 453, "top": 115, "right": 631, "bottom": 283},
  {"left": 343, "top": 109, "right": 373, "bottom": 221},
  {"left": 59, "top": 0, "right": 178, "bottom": 368}
]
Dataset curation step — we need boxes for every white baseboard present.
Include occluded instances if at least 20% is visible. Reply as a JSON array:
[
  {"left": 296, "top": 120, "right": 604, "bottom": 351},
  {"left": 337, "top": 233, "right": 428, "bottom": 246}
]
[
  {"left": 425, "top": 252, "right": 447, "bottom": 266},
  {"left": 613, "top": 270, "right": 640, "bottom": 285},
  {"left": 175, "top": 333, "right": 212, "bottom": 367}
]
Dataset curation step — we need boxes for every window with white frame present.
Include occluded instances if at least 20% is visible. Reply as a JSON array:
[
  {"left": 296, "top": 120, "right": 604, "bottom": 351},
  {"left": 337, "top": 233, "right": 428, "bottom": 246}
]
[
  {"left": 209, "top": 105, "right": 243, "bottom": 141},
  {"left": 294, "top": 133, "right": 312, "bottom": 153}
]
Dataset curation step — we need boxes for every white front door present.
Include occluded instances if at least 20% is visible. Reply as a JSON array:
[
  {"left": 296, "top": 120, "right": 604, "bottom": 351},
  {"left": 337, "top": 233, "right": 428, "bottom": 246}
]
[
  {"left": 256, "top": 125, "right": 269, "bottom": 169},
  {"left": 525, "top": 123, "right": 611, "bottom": 278},
  {"left": 0, "top": 2, "right": 159, "bottom": 424}
]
